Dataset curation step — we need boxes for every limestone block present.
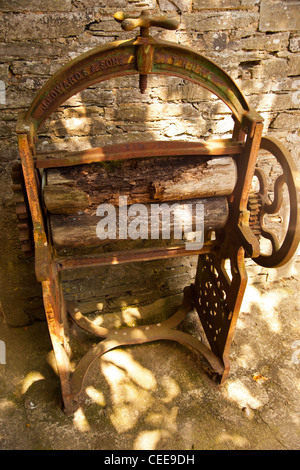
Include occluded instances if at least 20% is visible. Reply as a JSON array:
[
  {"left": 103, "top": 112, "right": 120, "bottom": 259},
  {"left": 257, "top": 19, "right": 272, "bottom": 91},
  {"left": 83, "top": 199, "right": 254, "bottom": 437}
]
[
  {"left": 151, "top": 83, "right": 213, "bottom": 102},
  {"left": 1, "top": 89, "right": 36, "bottom": 109},
  {"left": 289, "top": 35, "right": 300, "bottom": 53},
  {"left": 260, "top": 0, "right": 300, "bottom": 32},
  {"left": 9, "top": 61, "right": 52, "bottom": 77},
  {"left": 184, "top": 11, "right": 259, "bottom": 32},
  {"left": 287, "top": 54, "right": 300, "bottom": 77},
  {"left": 0, "top": 0, "right": 72, "bottom": 11},
  {"left": 0, "top": 43, "right": 65, "bottom": 60},
  {"left": 193, "top": 0, "right": 243, "bottom": 9},
  {"left": 0, "top": 65, "right": 9, "bottom": 83},
  {"left": 76, "top": 0, "right": 126, "bottom": 7},
  {"left": 271, "top": 112, "right": 300, "bottom": 130},
  {"left": 237, "top": 76, "right": 300, "bottom": 96},
  {"left": 159, "top": 0, "right": 192, "bottom": 11},
  {"left": 251, "top": 57, "right": 288, "bottom": 79},
  {"left": 105, "top": 102, "right": 200, "bottom": 122},
  {"left": 120, "top": 0, "right": 157, "bottom": 9},
  {"left": 235, "top": 33, "right": 289, "bottom": 52},
  {"left": 5, "top": 12, "right": 94, "bottom": 41},
  {"left": 0, "top": 16, "right": 5, "bottom": 42},
  {"left": 249, "top": 92, "right": 297, "bottom": 112}
]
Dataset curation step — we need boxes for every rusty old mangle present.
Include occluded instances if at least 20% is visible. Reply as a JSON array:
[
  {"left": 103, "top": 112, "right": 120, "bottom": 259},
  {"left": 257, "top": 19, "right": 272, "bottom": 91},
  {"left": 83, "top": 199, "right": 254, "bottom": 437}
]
[{"left": 14, "top": 11, "right": 300, "bottom": 414}]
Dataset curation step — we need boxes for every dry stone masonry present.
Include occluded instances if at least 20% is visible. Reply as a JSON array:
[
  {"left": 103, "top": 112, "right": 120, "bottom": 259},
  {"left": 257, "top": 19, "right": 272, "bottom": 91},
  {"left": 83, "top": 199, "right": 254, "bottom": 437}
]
[{"left": 0, "top": 0, "right": 299, "bottom": 325}]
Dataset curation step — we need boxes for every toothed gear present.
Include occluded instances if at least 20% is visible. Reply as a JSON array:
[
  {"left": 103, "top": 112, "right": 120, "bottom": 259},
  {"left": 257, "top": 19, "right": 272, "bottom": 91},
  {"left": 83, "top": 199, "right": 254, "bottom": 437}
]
[{"left": 247, "top": 191, "right": 262, "bottom": 241}]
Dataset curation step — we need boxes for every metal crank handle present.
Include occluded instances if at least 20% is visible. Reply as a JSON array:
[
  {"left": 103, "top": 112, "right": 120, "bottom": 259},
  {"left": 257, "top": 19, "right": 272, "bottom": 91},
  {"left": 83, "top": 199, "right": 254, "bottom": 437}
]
[
  {"left": 114, "top": 11, "right": 180, "bottom": 93},
  {"left": 114, "top": 10, "right": 180, "bottom": 35}
]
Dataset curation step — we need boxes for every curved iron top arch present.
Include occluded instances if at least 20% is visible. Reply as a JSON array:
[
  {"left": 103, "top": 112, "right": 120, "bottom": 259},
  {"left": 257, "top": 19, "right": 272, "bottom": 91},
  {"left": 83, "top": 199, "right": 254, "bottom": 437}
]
[{"left": 22, "top": 36, "right": 251, "bottom": 133}]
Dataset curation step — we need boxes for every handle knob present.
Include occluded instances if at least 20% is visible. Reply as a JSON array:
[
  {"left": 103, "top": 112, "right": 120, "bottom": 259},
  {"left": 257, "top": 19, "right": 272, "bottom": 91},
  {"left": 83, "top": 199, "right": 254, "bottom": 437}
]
[{"left": 114, "top": 10, "right": 180, "bottom": 36}]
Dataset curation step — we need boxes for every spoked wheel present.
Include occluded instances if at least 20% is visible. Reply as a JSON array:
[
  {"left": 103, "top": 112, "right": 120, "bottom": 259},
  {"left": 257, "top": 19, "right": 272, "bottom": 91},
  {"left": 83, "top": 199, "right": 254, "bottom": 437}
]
[{"left": 248, "top": 136, "right": 300, "bottom": 268}]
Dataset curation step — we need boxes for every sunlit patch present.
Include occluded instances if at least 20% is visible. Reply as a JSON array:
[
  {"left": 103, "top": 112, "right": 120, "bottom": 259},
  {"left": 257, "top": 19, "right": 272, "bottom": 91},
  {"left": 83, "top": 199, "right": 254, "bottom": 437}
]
[
  {"left": 217, "top": 431, "right": 250, "bottom": 448},
  {"left": 109, "top": 404, "right": 140, "bottom": 433},
  {"left": 290, "top": 411, "right": 300, "bottom": 427},
  {"left": 161, "top": 376, "right": 180, "bottom": 403},
  {"left": 102, "top": 362, "right": 125, "bottom": 384},
  {"left": 224, "top": 379, "right": 262, "bottom": 409},
  {"left": 121, "top": 306, "right": 141, "bottom": 326},
  {"left": 144, "top": 411, "right": 162, "bottom": 427},
  {"left": 21, "top": 371, "right": 45, "bottom": 395},
  {"left": 133, "top": 430, "right": 163, "bottom": 450},
  {"left": 100, "top": 349, "right": 158, "bottom": 433},
  {"left": 0, "top": 399, "right": 18, "bottom": 412},
  {"left": 130, "top": 329, "right": 148, "bottom": 342},
  {"left": 236, "top": 344, "right": 257, "bottom": 369},
  {"left": 241, "top": 284, "right": 286, "bottom": 333},
  {"left": 102, "top": 349, "right": 157, "bottom": 391},
  {"left": 145, "top": 405, "right": 179, "bottom": 433},
  {"left": 73, "top": 407, "right": 91, "bottom": 432},
  {"left": 259, "top": 290, "right": 284, "bottom": 333},
  {"left": 85, "top": 386, "right": 106, "bottom": 407},
  {"left": 46, "top": 350, "right": 58, "bottom": 375}
]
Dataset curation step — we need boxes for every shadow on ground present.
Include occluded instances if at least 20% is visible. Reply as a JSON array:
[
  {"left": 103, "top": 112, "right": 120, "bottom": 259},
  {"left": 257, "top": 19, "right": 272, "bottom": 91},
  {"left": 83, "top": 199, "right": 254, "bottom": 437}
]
[{"left": 0, "top": 263, "right": 299, "bottom": 450}]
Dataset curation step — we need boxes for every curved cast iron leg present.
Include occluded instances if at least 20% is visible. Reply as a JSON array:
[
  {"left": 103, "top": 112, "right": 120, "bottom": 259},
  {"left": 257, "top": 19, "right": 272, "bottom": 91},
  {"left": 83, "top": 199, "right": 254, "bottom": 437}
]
[{"left": 66, "top": 286, "right": 224, "bottom": 405}]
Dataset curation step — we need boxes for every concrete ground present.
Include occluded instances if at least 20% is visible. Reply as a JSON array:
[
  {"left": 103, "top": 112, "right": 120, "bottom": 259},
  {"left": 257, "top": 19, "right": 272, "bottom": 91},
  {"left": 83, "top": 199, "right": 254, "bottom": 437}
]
[{"left": 0, "top": 263, "right": 300, "bottom": 451}]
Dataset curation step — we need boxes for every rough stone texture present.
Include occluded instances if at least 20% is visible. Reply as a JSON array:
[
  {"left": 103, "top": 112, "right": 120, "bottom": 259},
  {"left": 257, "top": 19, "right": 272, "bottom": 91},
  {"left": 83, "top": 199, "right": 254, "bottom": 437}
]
[
  {"left": 0, "top": 271, "right": 300, "bottom": 450},
  {"left": 259, "top": 0, "right": 300, "bottom": 32},
  {"left": 0, "top": 0, "right": 73, "bottom": 12},
  {"left": 184, "top": 11, "right": 259, "bottom": 32},
  {"left": 0, "top": 1, "right": 299, "bottom": 326},
  {"left": 289, "top": 34, "right": 300, "bottom": 53},
  {"left": 4, "top": 12, "right": 95, "bottom": 41},
  {"left": 193, "top": 0, "right": 259, "bottom": 8}
]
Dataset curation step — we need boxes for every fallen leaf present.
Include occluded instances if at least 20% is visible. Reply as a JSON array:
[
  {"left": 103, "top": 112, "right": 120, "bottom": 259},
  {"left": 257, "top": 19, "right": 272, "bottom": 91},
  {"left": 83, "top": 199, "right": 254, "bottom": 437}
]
[{"left": 253, "top": 374, "right": 268, "bottom": 382}]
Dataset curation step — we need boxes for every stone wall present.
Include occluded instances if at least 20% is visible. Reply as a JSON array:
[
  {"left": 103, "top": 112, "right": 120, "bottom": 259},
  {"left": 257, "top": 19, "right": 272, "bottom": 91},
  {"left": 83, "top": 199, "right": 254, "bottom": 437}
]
[{"left": 0, "top": 0, "right": 299, "bottom": 326}]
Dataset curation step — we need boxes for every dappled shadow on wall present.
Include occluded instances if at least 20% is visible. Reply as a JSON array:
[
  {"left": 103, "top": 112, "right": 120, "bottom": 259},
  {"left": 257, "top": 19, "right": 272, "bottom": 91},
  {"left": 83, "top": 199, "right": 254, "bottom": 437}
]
[{"left": 35, "top": 74, "right": 236, "bottom": 155}]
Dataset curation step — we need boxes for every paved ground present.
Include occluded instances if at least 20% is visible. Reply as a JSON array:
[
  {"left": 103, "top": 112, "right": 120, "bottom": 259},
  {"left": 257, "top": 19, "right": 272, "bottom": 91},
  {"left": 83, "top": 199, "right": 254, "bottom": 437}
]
[{"left": 0, "top": 262, "right": 299, "bottom": 451}]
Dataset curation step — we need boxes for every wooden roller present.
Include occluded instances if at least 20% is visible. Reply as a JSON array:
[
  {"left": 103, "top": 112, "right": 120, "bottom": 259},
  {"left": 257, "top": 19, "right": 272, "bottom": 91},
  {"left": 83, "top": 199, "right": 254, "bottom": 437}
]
[{"left": 43, "top": 154, "right": 237, "bottom": 215}]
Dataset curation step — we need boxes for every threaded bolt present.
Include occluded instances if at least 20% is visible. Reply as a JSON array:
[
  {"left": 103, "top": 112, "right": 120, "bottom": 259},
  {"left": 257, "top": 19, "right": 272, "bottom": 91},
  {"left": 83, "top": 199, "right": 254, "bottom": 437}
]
[{"left": 139, "top": 74, "right": 148, "bottom": 94}]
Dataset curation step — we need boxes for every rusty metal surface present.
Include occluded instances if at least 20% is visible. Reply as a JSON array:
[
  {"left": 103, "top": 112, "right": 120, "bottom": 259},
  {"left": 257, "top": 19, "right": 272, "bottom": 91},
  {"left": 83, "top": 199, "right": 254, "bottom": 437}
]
[
  {"left": 18, "top": 12, "right": 251, "bottom": 132},
  {"left": 11, "top": 162, "right": 34, "bottom": 257},
  {"left": 56, "top": 242, "right": 216, "bottom": 272},
  {"left": 115, "top": 10, "right": 180, "bottom": 93},
  {"left": 67, "top": 286, "right": 224, "bottom": 403},
  {"left": 247, "top": 190, "right": 262, "bottom": 240},
  {"left": 14, "top": 10, "right": 300, "bottom": 413},
  {"left": 35, "top": 139, "right": 244, "bottom": 169},
  {"left": 251, "top": 136, "right": 300, "bottom": 268},
  {"left": 114, "top": 10, "right": 180, "bottom": 35},
  {"left": 230, "top": 120, "right": 264, "bottom": 259},
  {"left": 193, "top": 247, "right": 247, "bottom": 385}
]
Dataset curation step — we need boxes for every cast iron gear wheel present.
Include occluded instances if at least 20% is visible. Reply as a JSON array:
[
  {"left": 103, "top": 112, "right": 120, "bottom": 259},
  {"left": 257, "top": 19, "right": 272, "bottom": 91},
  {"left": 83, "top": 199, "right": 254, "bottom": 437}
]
[{"left": 11, "top": 162, "right": 34, "bottom": 257}]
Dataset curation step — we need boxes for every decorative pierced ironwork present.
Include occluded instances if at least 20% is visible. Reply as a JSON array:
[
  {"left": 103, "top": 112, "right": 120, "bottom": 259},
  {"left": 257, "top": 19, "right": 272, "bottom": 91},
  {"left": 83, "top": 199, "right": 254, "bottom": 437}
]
[{"left": 192, "top": 248, "right": 247, "bottom": 384}]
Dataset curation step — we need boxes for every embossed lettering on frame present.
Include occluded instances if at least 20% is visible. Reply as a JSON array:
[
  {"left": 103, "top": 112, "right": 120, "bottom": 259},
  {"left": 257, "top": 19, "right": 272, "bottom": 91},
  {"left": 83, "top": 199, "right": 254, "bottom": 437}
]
[
  {"left": 155, "top": 52, "right": 208, "bottom": 78},
  {"left": 41, "top": 55, "right": 126, "bottom": 111}
]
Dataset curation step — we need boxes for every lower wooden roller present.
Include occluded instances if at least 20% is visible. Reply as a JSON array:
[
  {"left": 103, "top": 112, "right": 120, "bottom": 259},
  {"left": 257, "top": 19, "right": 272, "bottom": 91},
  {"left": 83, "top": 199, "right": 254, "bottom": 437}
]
[{"left": 49, "top": 196, "right": 228, "bottom": 250}]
